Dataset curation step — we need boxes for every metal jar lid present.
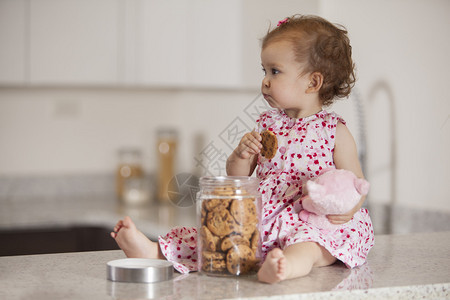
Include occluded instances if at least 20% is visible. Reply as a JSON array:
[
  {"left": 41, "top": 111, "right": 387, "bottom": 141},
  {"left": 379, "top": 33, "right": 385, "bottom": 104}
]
[{"left": 107, "top": 258, "right": 173, "bottom": 283}]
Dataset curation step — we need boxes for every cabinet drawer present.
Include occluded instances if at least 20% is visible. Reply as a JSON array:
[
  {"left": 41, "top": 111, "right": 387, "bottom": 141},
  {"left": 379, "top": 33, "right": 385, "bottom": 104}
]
[{"left": 0, "top": 226, "right": 121, "bottom": 256}]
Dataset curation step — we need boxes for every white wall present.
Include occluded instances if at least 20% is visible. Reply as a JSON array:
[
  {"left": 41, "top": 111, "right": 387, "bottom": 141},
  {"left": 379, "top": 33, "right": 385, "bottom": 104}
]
[
  {"left": 0, "top": 0, "right": 449, "bottom": 212},
  {"left": 321, "top": 0, "right": 450, "bottom": 211},
  {"left": 0, "top": 88, "right": 260, "bottom": 176}
]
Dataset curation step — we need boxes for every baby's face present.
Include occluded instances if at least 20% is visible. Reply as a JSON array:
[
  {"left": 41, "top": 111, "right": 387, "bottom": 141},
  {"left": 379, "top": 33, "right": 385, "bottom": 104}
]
[{"left": 260, "top": 40, "right": 314, "bottom": 118}]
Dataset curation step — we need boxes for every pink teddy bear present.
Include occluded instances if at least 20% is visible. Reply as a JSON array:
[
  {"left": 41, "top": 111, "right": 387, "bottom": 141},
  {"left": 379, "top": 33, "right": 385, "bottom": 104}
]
[{"left": 299, "top": 168, "right": 370, "bottom": 231}]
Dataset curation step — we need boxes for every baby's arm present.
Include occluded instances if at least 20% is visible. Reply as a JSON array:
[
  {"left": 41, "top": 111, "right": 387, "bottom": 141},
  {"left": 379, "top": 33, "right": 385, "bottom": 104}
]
[
  {"left": 329, "top": 122, "right": 366, "bottom": 224},
  {"left": 226, "top": 131, "right": 261, "bottom": 176}
]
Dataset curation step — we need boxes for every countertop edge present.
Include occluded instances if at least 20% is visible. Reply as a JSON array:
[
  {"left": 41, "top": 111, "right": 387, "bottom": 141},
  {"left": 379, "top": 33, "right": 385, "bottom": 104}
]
[{"left": 229, "top": 282, "right": 449, "bottom": 300}]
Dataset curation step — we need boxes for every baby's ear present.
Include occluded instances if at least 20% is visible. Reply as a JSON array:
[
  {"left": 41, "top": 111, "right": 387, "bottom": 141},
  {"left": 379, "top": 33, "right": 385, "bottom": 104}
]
[
  {"left": 354, "top": 178, "right": 370, "bottom": 195},
  {"left": 306, "top": 72, "right": 324, "bottom": 93}
]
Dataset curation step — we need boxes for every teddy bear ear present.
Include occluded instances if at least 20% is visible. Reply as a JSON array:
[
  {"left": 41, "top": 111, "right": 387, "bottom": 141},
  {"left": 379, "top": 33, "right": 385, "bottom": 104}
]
[{"left": 354, "top": 178, "right": 370, "bottom": 195}]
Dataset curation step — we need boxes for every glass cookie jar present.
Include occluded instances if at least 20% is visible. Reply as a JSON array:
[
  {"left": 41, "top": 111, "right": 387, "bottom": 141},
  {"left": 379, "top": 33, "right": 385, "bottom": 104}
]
[{"left": 197, "top": 176, "right": 261, "bottom": 276}]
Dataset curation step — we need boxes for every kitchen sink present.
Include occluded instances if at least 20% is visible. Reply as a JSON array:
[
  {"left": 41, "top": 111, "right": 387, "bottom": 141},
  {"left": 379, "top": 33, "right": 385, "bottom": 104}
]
[{"left": 0, "top": 226, "right": 120, "bottom": 256}]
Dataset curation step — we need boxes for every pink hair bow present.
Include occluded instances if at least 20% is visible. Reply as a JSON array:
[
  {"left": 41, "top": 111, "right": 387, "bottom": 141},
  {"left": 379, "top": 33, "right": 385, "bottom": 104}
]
[{"left": 277, "top": 18, "right": 289, "bottom": 27}]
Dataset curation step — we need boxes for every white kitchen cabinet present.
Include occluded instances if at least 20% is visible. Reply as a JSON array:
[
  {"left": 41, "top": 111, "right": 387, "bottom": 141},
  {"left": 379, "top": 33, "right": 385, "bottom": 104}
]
[
  {"left": 120, "top": 0, "right": 318, "bottom": 88},
  {"left": 124, "top": 0, "right": 242, "bottom": 88},
  {"left": 123, "top": 0, "right": 190, "bottom": 87},
  {"left": 0, "top": 0, "right": 318, "bottom": 88},
  {"left": 0, "top": 0, "right": 27, "bottom": 84},
  {"left": 187, "top": 0, "right": 242, "bottom": 88},
  {"left": 124, "top": 0, "right": 319, "bottom": 89},
  {"left": 28, "top": 0, "right": 120, "bottom": 85}
]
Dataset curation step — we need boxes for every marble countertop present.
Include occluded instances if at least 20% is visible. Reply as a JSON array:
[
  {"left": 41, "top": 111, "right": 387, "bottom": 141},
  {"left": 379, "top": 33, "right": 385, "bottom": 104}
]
[
  {"left": 1, "top": 195, "right": 449, "bottom": 298},
  {"left": 0, "top": 232, "right": 449, "bottom": 299}
]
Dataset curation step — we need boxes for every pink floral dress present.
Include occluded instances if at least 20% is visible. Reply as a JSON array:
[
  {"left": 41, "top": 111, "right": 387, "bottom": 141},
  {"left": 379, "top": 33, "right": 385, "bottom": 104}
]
[{"left": 159, "top": 109, "right": 374, "bottom": 273}]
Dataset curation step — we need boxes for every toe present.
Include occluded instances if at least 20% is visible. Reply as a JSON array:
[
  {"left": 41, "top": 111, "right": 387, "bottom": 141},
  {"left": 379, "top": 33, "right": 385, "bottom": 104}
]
[
  {"left": 123, "top": 216, "right": 135, "bottom": 228},
  {"left": 271, "top": 248, "right": 284, "bottom": 259}
]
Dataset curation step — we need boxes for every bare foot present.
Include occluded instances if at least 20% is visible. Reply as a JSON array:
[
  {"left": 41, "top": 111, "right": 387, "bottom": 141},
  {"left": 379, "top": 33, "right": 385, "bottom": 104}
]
[
  {"left": 257, "top": 248, "right": 289, "bottom": 283},
  {"left": 111, "top": 216, "right": 164, "bottom": 259}
]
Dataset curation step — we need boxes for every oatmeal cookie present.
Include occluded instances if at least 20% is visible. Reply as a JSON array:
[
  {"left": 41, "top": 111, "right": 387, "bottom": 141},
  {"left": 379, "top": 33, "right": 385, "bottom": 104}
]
[
  {"left": 203, "top": 198, "right": 232, "bottom": 211},
  {"left": 220, "top": 235, "right": 250, "bottom": 252},
  {"left": 231, "top": 222, "right": 256, "bottom": 239},
  {"left": 202, "top": 259, "right": 226, "bottom": 272},
  {"left": 229, "top": 198, "right": 257, "bottom": 225},
  {"left": 206, "top": 208, "right": 236, "bottom": 236},
  {"left": 226, "top": 244, "right": 255, "bottom": 275},
  {"left": 250, "top": 229, "right": 259, "bottom": 252},
  {"left": 200, "top": 225, "right": 219, "bottom": 252},
  {"left": 201, "top": 251, "right": 227, "bottom": 273}
]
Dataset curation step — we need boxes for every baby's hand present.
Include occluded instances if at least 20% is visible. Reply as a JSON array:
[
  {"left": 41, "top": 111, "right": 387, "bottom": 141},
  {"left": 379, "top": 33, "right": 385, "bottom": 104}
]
[
  {"left": 234, "top": 130, "right": 262, "bottom": 159},
  {"left": 327, "top": 207, "right": 358, "bottom": 224},
  {"left": 327, "top": 195, "right": 364, "bottom": 225}
]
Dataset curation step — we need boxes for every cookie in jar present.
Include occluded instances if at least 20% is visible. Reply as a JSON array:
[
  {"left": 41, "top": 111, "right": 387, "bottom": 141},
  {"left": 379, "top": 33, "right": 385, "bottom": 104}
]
[{"left": 197, "top": 176, "right": 261, "bottom": 276}]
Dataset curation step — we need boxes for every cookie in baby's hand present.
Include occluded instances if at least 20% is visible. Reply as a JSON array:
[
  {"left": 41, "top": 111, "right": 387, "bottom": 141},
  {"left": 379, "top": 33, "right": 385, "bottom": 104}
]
[{"left": 260, "top": 130, "right": 278, "bottom": 159}]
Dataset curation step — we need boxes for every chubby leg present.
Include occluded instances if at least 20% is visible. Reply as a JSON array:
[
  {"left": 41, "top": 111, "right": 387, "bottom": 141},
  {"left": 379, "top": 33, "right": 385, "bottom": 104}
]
[
  {"left": 257, "top": 242, "right": 336, "bottom": 284},
  {"left": 111, "top": 216, "right": 164, "bottom": 259}
]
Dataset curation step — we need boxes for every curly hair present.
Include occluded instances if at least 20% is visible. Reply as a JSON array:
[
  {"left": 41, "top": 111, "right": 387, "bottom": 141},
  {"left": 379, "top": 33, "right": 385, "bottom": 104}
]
[{"left": 262, "top": 15, "right": 356, "bottom": 106}]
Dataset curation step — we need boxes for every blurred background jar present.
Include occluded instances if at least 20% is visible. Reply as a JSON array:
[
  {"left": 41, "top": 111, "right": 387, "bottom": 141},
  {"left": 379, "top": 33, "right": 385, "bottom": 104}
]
[
  {"left": 122, "top": 177, "right": 152, "bottom": 206},
  {"left": 156, "top": 128, "right": 177, "bottom": 203},
  {"left": 116, "top": 148, "right": 144, "bottom": 204}
]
